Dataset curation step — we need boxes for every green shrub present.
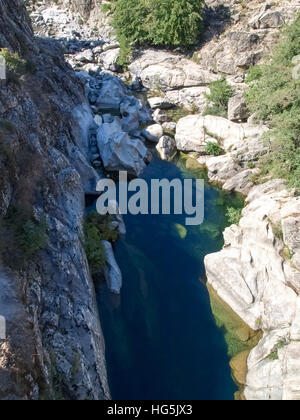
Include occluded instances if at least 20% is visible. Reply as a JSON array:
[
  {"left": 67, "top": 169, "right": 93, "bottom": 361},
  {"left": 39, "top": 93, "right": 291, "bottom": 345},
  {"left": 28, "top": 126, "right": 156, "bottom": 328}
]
[
  {"left": 84, "top": 224, "right": 107, "bottom": 270},
  {"left": 0, "top": 119, "right": 16, "bottom": 133},
  {"left": 269, "top": 220, "right": 284, "bottom": 241},
  {"left": 203, "top": 78, "right": 234, "bottom": 118},
  {"left": 0, "top": 48, "right": 28, "bottom": 76},
  {"left": 245, "top": 65, "right": 263, "bottom": 83},
  {"left": 85, "top": 212, "right": 119, "bottom": 243},
  {"left": 165, "top": 106, "right": 190, "bottom": 123},
  {"left": 1, "top": 207, "right": 48, "bottom": 269},
  {"left": 268, "top": 350, "right": 279, "bottom": 361},
  {"left": 267, "top": 339, "right": 287, "bottom": 361},
  {"left": 245, "top": 14, "right": 300, "bottom": 191},
  {"left": 205, "top": 141, "right": 223, "bottom": 156},
  {"left": 226, "top": 207, "right": 243, "bottom": 225},
  {"left": 83, "top": 212, "right": 119, "bottom": 271},
  {"left": 105, "top": 0, "right": 205, "bottom": 67},
  {"left": 20, "top": 219, "right": 48, "bottom": 259},
  {"left": 149, "top": 0, "right": 204, "bottom": 47}
]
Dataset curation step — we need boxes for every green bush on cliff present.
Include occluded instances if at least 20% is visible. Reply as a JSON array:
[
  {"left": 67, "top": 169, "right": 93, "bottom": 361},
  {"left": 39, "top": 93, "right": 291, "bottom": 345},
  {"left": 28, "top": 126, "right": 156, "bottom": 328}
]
[
  {"left": 0, "top": 207, "right": 48, "bottom": 269},
  {"left": 20, "top": 218, "right": 48, "bottom": 259},
  {"left": 0, "top": 48, "right": 26, "bottom": 73},
  {"left": 245, "top": 14, "right": 300, "bottom": 192},
  {"left": 84, "top": 223, "right": 107, "bottom": 270},
  {"left": 0, "top": 48, "right": 35, "bottom": 80},
  {"left": 83, "top": 212, "right": 119, "bottom": 271},
  {"left": 104, "top": 0, "right": 205, "bottom": 67}
]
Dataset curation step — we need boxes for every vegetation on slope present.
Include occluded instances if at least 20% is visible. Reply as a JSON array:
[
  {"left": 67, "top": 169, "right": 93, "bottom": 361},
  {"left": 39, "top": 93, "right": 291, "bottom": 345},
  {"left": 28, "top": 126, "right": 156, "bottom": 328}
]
[
  {"left": 245, "top": 14, "right": 300, "bottom": 192},
  {"left": 203, "top": 78, "right": 234, "bottom": 118},
  {"left": 0, "top": 207, "right": 48, "bottom": 269}
]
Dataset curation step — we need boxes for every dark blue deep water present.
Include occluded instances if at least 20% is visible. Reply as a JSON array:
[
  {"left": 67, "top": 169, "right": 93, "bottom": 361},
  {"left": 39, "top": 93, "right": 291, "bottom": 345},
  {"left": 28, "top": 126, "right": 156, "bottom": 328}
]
[{"left": 96, "top": 156, "right": 242, "bottom": 400}]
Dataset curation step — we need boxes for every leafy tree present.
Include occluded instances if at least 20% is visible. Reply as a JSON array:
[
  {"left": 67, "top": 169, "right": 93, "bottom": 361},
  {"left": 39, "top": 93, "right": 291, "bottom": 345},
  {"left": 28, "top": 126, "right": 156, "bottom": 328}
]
[
  {"left": 150, "top": 0, "right": 204, "bottom": 47},
  {"left": 105, "top": 0, "right": 205, "bottom": 66}
]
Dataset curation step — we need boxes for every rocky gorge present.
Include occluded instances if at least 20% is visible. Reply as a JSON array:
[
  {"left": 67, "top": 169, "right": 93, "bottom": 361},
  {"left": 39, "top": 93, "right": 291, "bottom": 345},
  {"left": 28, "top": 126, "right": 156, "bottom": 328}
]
[{"left": 0, "top": 0, "right": 299, "bottom": 400}]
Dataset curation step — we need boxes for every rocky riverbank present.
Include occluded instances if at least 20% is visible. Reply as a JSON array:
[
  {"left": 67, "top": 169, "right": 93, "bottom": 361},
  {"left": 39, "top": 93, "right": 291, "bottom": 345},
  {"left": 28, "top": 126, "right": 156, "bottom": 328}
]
[{"left": 206, "top": 180, "right": 300, "bottom": 400}]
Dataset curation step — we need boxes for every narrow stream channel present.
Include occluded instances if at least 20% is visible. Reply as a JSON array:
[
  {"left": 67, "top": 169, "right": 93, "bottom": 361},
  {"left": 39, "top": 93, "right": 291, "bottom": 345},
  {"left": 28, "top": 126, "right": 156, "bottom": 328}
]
[{"left": 96, "top": 155, "right": 243, "bottom": 400}]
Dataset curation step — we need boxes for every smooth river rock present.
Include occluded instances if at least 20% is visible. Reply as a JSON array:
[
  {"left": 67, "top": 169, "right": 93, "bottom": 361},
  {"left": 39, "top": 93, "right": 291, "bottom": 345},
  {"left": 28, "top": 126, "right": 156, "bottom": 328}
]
[
  {"left": 97, "top": 117, "right": 147, "bottom": 176},
  {"left": 102, "top": 241, "right": 123, "bottom": 294},
  {"left": 156, "top": 136, "right": 177, "bottom": 161},
  {"left": 142, "top": 124, "right": 164, "bottom": 143},
  {"left": 129, "top": 49, "right": 219, "bottom": 91}
]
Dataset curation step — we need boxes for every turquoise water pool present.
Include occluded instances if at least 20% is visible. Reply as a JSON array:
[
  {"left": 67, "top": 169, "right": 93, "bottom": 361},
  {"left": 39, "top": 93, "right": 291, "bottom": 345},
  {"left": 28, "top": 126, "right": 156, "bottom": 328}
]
[{"left": 96, "top": 156, "right": 243, "bottom": 400}]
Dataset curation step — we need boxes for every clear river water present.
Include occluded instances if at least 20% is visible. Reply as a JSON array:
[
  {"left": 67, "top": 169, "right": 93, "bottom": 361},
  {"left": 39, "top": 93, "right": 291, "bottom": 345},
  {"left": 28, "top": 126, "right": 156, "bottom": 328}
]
[{"left": 96, "top": 155, "right": 243, "bottom": 400}]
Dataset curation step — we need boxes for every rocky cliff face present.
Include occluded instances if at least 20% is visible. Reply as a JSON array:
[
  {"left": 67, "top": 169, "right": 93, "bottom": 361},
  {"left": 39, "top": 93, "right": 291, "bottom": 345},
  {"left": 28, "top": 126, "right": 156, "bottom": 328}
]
[{"left": 0, "top": 0, "right": 109, "bottom": 400}]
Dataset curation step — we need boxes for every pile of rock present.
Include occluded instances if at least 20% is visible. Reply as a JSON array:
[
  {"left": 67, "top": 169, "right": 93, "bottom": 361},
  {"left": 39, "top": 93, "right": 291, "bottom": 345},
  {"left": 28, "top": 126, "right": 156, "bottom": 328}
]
[{"left": 71, "top": 65, "right": 152, "bottom": 177}]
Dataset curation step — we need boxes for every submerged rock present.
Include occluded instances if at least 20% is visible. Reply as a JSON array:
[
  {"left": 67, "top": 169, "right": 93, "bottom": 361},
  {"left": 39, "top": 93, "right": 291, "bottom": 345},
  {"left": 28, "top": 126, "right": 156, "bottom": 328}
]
[
  {"left": 173, "top": 224, "right": 187, "bottom": 240},
  {"left": 102, "top": 241, "right": 123, "bottom": 294},
  {"left": 230, "top": 351, "right": 250, "bottom": 386}
]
